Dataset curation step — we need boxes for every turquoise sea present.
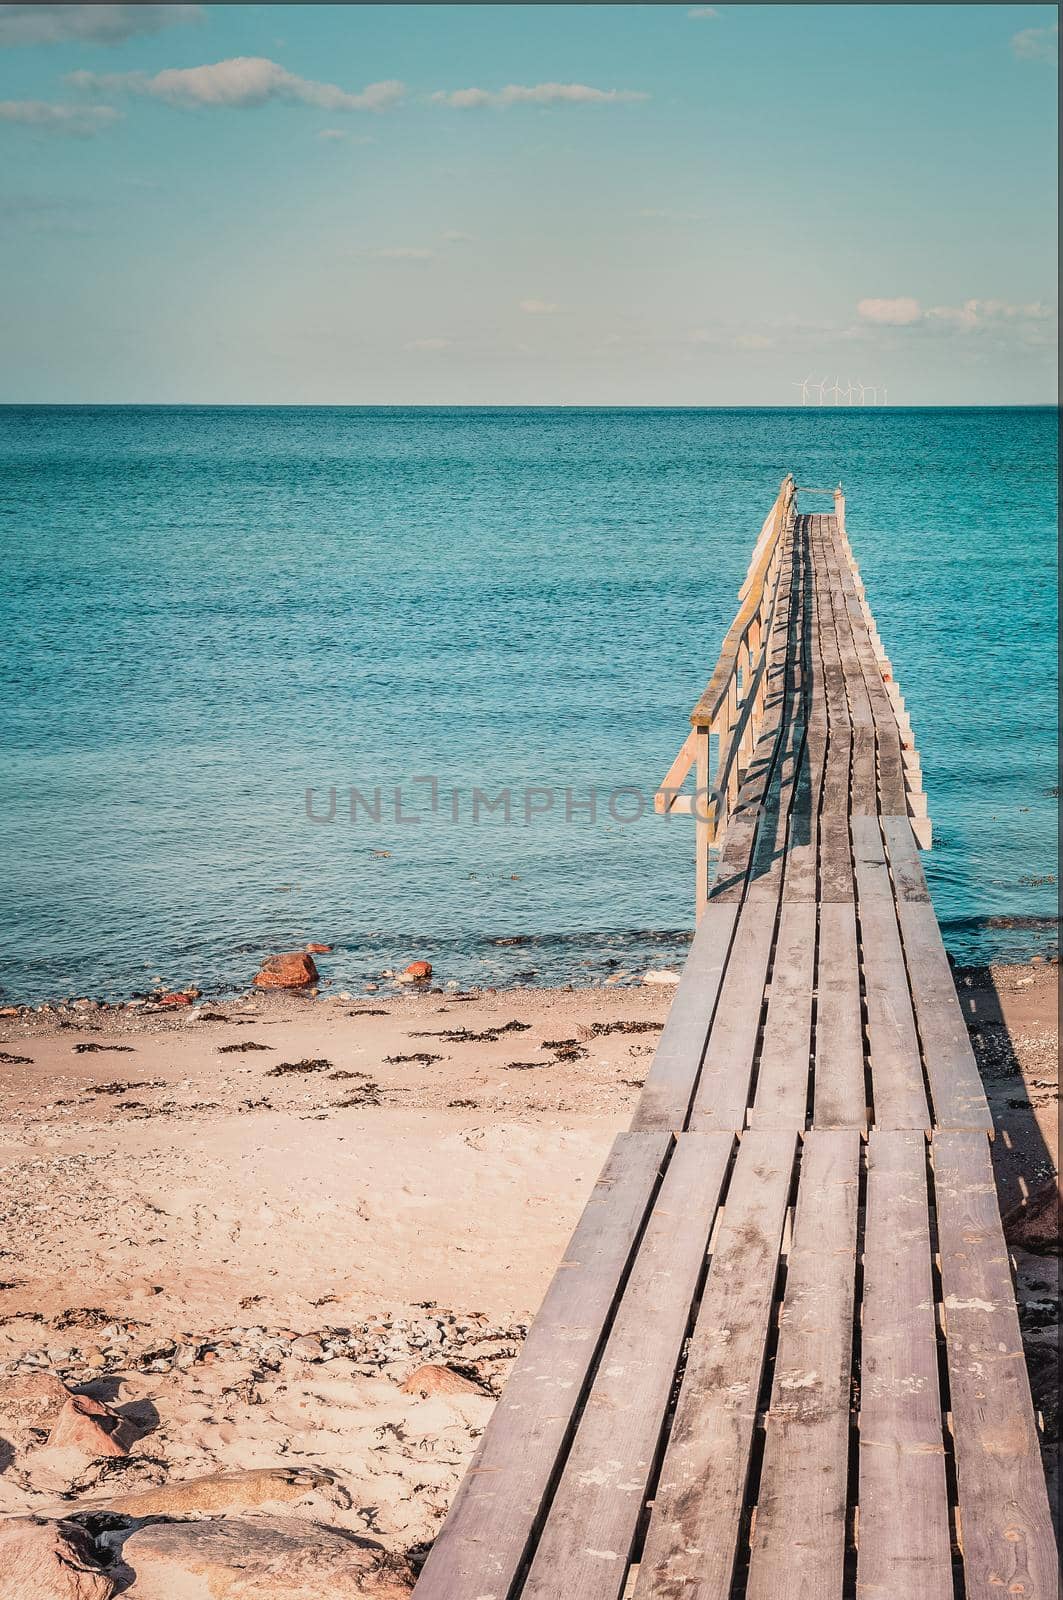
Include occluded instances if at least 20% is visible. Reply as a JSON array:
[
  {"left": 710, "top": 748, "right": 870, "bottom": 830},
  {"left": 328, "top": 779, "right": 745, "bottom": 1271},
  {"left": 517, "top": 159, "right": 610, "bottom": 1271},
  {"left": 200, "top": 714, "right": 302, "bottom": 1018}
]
[{"left": 0, "top": 406, "right": 1056, "bottom": 1002}]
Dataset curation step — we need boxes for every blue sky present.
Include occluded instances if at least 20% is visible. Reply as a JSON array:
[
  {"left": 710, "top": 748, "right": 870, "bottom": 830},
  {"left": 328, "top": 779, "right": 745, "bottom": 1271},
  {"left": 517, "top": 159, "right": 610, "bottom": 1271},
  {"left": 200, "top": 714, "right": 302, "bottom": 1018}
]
[{"left": 0, "top": 2, "right": 1057, "bottom": 403}]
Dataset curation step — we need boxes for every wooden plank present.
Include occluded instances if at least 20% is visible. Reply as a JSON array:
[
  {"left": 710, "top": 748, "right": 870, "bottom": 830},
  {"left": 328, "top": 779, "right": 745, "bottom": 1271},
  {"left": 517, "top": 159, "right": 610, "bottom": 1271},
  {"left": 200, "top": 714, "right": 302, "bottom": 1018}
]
[
  {"left": 784, "top": 521, "right": 823, "bottom": 902},
  {"left": 851, "top": 814, "right": 893, "bottom": 900},
  {"left": 630, "top": 902, "right": 739, "bottom": 1133},
  {"left": 746, "top": 1129, "right": 860, "bottom": 1600},
  {"left": 711, "top": 529, "right": 800, "bottom": 902},
  {"left": 412, "top": 1131, "right": 672, "bottom": 1600},
  {"left": 879, "top": 813, "right": 931, "bottom": 902},
  {"left": 893, "top": 892, "right": 993, "bottom": 1133},
  {"left": 850, "top": 814, "right": 930, "bottom": 1127},
  {"left": 856, "top": 892, "right": 930, "bottom": 1130},
  {"left": 688, "top": 901, "right": 776, "bottom": 1133},
  {"left": 813, "top": 901, "right": 867, "bottom": 1128},
  {"left": 858, "top": 1129, "right": 954, "bottom": 1596},
  {"left": 522, "top": 1133, "right": 734, "bottom": 1600},
  {"left": 750, "top": 900, "right": 816, "bottom": 1130},
  {"left": 633, "top": 1130, "right": 797, "bottom": 1600},
  {"left": 824, "top": 520, "right": 912, "bottom": 815},
  {"left": 819, "top": 526, "right": 877, "bottom": 814},
  {"left": 934, "top": 1132, "right": 1058, "bottom": 1599},
  {"left": 746, "top": 525, "right": 809, "bottom": 905},
  {"left": 809, "top": 517, "right": 855, "bottom": 905}
]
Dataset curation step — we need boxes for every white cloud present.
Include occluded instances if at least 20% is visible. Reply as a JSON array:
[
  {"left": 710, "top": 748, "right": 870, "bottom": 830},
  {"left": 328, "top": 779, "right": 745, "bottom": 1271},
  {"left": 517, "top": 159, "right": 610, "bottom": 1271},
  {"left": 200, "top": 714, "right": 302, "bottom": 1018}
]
[
  {"left": 519, "top": 299, "right": 558, "bottom": 314},
  {"left": 857, "top": 296, "right": 923, "bottom": 325},
  {"left": 735, "top": 333, "right": 773, "bottom": 350},
  {"left": 442, "top": 229, "right": 473, "bottom": 242},
  {"left": 926, "top": 297, "right": 1056, "bottom": 331},
  {"left": 1011, "top": 23, "right": 1057, "bottom": 63},
  {"left": 688, "top": 6, "right": 721, "bottom": 17},
  {"left": 404, "top": 337, "right": 452, "bottom": 351},
  {"left": 0, "top": 3, "right": 201, "bottom": 46},
  {"left": 68, "top": 58, "right": 405, "bottom": 112},
  {"left": 0, "top": 98, "right": 120, "bottom": 135},
  {"left": 432, "top": 82, "right": 648, "bottom": 109},
  {"left": 857, "top": 294, "right": 1056, "bottom": 341}
]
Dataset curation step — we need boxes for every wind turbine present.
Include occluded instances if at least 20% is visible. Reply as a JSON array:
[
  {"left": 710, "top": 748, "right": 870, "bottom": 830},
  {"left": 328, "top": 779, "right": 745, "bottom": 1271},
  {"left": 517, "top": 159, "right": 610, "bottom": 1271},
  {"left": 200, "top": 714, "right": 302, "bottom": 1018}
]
[
  {"left": 828, "top": 376, "right": 844, "bottom": 406},
  {"left": 816, "top": 375, "right": 830, "bottom": 405},
  {"left": 841, "top": 378, "right": 855, "bottom": 406},
  {"left": 864, "top": 384, "right": 878, "bottom": 405},
  {"left": 881, "top": 386, "right": 888, "bottom": 406},
  {"left": 793, "top": 374, "right": 812, "bottom": 405}
]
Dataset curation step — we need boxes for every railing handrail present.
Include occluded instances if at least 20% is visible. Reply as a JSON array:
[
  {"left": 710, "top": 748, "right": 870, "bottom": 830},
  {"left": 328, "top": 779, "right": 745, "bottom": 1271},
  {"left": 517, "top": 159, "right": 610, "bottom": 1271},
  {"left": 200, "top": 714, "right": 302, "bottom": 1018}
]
[{"left": 690, "top": 473, "right": 795, "bottom": 729}]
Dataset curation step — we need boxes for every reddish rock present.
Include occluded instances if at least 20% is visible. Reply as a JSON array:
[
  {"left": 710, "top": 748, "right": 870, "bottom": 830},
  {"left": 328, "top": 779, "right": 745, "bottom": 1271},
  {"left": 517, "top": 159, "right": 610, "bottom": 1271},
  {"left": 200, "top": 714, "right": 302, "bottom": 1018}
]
[
  {"left": 400, "top": 960, "right": 432, "bottom": 982},
  {"left": 46, "top": 1394, "right": 129, "bottom": 1458},
  {"left": 253, "top": 952, "right": 319, "bottom": 990},
  {"left": 305, "top": 943, "right": 332, "bottom": 954},
  {"left": 0, "top": 1516, "right": 116, "bottom": 1599},
  {"left": 116, "top": 1515, "right": 413, "bottom": 1599},
  {"left": 157, "top": 991, "right": 195, "bottom": 1007},
  {"left": 401, "top": 1363, "right": 483, "bottom": 1398}
]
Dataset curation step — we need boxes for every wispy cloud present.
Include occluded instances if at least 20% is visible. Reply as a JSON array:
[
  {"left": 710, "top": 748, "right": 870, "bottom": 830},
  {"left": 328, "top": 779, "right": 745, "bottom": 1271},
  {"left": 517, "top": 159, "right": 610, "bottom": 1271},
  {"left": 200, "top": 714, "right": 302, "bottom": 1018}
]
[
  {"left": 404, "top": 337, "right": 452, "bottom": 351},
  {"left": 735, "top": 333, "right": 773, "bottom": 350},
  {"left": 687, "top": 6, "right": 722, "bottom": 17},
  {"left": 432, "top": 82, "right": 648, "bottom": 109},
  {"left": 858, "top": 294, "right": 1056, "bottom": 338},
  {"left": 519, "top": 298, "right": 558, "bottom": 314},
  {"left": 1011, "top": 22, "right": 1057, "bottom": 63},
  {"left": 857, "top": 296, "right": 922, "bottom": 325},
  {"left": 68, "top": 58, "right": 405, "bottom": 112},
  {"left": 442, "top": 228, "right": 473, "bottom": 243},
  {"left": 0, "top": 98, "right": 120, "bottom": 135},
  {"left": 0, "top": 3, "right": 201, "bottom": 46}
]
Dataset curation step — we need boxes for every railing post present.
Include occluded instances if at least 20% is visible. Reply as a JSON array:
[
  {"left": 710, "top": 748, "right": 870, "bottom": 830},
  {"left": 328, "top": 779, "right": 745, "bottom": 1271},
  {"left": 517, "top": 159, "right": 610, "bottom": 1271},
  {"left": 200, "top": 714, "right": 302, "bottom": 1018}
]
[{"left": 694, "top": 725, "right": 711, "bottom": 921}]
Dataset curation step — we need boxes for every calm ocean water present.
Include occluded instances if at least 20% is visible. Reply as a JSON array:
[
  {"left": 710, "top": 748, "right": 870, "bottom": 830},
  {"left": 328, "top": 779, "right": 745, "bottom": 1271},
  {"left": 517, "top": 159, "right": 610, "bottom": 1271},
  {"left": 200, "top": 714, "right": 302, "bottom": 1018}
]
[{"left": 0, "top": 406, "right": 1056, "bottom": 1002}]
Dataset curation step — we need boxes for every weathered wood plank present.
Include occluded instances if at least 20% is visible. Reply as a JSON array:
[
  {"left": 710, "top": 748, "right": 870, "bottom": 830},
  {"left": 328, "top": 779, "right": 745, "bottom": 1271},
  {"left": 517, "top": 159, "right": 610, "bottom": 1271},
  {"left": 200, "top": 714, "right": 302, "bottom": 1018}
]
[
  {"left": 809, "top": 518, "right": 855, "bottom": 904},
  {"left": 819, "top": 527, "right": 877, "bottom": 815},
  {"left": 689, "top": 901, "right": 776, "bottom": 1133},
  {"left": 746, "top": 529, "right": 809, "bottom": 905},
  {"left": 855, "top": 891, "right": 930, "bottom": 1130},
  {"left": 892, "top": 889, "right": 993, "bottom": 1133},
  {"left": 746, "top": 1129, "right": 860, "bottom": 1600},
  {"left": 850, "top": 814, "right": 930, "bottom": 1128},
  {"left": 814, "top": 901, "right": 867, "bottom": 1128},
  {"left": 634, "top": 1130, "right": 797, "bottom": 1600},
  {"left": 784, "top": 522, "right": 823, "bottom": 902},
  {"left": 934, "top": 1131, "right": 1058, "bottom": 1599},
  {"left": 713, "top": 529, "right": 801, "bottom": 903},
  {"left": 879, "top": 813, "right": 932, "bottom": 902},
  {"left": 630, "top": 903, "right": 739, "bottom": 1133},
  {"left": 858, "top": 1129, "right": 954, "bottom": 1597},
  {"left": 523, "top": 1133, "right": 734, "bottom": 1600},
  {"left": 750, "top": 900, "right": 816, "bottom": 1130},
  {"left": 412, "top": 1131, "right": 672, "bottom": 1600}
]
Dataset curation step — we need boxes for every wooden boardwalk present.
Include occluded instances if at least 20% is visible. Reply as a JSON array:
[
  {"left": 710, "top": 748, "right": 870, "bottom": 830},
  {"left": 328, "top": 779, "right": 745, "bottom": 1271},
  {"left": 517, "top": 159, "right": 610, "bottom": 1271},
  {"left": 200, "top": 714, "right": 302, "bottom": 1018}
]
[{"left": 413, "top": 483, "right": 1057, "bottom": 1600}]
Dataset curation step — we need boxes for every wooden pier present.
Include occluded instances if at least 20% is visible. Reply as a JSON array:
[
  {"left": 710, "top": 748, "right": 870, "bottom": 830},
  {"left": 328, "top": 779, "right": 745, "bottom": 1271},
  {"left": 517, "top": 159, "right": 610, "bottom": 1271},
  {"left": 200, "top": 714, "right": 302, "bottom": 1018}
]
[{"left": 413, "top": 481, "right": 1057, "bottom": 1600}]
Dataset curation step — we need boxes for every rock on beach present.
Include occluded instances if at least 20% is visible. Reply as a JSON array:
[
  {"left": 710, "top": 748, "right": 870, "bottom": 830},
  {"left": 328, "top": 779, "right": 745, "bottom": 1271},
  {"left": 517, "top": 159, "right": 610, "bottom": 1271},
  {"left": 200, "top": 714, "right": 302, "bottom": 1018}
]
[{"left": 252, "top": 952, "right": 319, "bottom": 990}]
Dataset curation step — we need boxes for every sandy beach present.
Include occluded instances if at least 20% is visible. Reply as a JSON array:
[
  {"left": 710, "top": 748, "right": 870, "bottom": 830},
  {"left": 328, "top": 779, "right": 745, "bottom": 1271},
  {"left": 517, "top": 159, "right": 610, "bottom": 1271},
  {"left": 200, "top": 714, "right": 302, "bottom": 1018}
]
[{"left": 0, "top": 962, "right": 1057, "bottom": 1590}]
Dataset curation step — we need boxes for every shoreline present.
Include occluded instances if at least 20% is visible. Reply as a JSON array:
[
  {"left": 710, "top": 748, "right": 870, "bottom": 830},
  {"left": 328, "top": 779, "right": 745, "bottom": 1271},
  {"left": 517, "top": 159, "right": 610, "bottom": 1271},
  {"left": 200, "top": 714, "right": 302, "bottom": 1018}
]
[
  {"left": 1, "top": 963, "right": 1058, "bottom": 1566},
  {"left": 0, "top": 948, "right": 1057, "bottom": 1025}
]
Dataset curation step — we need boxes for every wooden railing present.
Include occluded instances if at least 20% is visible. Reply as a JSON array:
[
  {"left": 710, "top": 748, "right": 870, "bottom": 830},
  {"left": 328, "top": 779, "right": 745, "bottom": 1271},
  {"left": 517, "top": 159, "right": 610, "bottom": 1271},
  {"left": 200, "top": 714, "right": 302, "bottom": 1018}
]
[{"left": 654, "top": 473, "right": 796, "bottom": 918}]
